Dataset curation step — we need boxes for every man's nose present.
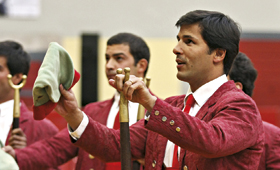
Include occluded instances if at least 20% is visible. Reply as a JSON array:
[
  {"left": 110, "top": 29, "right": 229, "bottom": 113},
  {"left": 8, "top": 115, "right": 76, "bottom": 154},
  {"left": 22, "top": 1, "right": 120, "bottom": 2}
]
[
  {"left": 173, "top": 43, "right": 183, "bottom": 55},
  {"left": 106, "top": 58, "right": 115, "bottom": 69}
]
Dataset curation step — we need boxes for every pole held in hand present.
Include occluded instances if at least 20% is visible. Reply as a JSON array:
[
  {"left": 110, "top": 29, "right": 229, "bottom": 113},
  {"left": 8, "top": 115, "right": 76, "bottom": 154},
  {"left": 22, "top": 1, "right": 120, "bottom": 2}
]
[
  {"left": 117, "top": 67, "right": 132, "bottom": 170},
  {"left": 137, "top": 77, "right": 151, "bottom": 121}
]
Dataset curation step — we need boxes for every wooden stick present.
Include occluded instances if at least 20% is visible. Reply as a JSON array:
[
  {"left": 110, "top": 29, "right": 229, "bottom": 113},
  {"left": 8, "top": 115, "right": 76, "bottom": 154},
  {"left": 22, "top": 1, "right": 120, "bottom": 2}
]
[
  {"left": 133, "top": 77, "right": 151, "bottom": 170},
  {"left": 117, "top": 67, "right": 132, "bottom": 170},
  {"left": 137, "top": 77, "right": 151, "bottom": 121},
  {"left": 7, "top": 74, "right": 27, "bottom": 129}
]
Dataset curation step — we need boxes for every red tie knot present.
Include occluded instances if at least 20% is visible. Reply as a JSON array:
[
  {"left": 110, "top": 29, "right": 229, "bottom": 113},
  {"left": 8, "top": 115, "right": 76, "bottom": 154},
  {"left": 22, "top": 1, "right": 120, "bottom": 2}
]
[
  {"left": 186, "top": 94, "right": 195, "bottom": 106},
  {"left": 183, "top": 94, "right": 195, "bottom": 113}
]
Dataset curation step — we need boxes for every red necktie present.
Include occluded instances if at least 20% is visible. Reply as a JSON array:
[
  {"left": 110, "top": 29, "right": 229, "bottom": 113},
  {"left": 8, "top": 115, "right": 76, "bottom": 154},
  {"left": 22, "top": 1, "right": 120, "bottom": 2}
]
[
  {"left": 113, "top": 111, "right": 120, "bottom": 130},
  {"left": 172, "top": 94, "right": 195, "bottom": 168},
  {"left": 183, "top": 94, "right": 195, "bottom": 113}
]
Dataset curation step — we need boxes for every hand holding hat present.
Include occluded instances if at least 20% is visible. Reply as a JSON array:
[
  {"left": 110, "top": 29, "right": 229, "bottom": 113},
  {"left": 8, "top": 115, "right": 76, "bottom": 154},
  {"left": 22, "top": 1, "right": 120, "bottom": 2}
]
[{"left": 33, "top": 42, "right": 80, "bottom": 120}]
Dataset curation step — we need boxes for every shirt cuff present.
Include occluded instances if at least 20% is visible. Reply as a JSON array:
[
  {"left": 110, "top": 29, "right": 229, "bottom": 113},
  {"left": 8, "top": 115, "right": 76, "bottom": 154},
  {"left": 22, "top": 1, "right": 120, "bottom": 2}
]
[{"left": 68, "top": 111, "right": 89, "bottom": 140}]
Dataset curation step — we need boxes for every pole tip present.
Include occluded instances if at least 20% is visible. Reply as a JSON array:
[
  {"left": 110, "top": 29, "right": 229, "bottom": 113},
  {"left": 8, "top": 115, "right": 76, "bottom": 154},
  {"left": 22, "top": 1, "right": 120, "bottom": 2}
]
[
  {"left": 117, "top": 68, "right": 122, "bottom": 74},
  {"left": 124, "top": 67, "right": 130, "bottom": 73}
]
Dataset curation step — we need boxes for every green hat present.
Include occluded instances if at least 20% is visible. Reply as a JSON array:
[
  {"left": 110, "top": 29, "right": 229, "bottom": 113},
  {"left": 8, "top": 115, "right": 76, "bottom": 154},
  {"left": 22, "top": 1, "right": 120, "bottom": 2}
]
[{"left": 33, "top": 42, "right": 75, "bottom": 106}]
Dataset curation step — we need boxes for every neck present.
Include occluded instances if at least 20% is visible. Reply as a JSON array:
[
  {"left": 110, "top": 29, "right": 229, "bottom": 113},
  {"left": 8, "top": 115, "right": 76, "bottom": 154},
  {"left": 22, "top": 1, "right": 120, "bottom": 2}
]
[
  {"left": 0, "top": 91, "right": 14, "bottom": 104},
  {"left": 0, "top": 98, "right": 14, "bottom": 104},
  {"left": 189, "top": 74, "right": 223, "bottom": 92}
]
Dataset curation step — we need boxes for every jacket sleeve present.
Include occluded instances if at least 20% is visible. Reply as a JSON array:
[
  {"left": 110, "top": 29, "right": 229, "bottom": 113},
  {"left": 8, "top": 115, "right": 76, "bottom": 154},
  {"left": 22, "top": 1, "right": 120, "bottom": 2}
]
[
  {"left": 74, "top": 117, "right": 148, "bottom": 162},
  {"left": 16, "top": 128, "right": 78, "bottom": 170},
  {"left": 262, "top": 121, "right": 280, "bottom": 169}
]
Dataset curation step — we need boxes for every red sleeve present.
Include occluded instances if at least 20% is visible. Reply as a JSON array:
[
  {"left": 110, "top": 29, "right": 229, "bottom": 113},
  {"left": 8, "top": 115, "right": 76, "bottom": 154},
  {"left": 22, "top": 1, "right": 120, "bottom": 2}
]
[
  {"left": 74, "top": 116, "right": 148, "bottom": 162},
  {"left": 260, "top": 121, "right": 280, "bottom": 169},
  {"left": 16, "top": 129, "right": 78, "bottom": 170}
]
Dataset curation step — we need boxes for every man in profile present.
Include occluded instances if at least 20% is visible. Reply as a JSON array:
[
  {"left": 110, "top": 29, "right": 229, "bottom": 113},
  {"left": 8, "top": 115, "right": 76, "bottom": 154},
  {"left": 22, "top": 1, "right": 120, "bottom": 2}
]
[{"left": 54, "top": 10, "right": 264, "bottom": 169}]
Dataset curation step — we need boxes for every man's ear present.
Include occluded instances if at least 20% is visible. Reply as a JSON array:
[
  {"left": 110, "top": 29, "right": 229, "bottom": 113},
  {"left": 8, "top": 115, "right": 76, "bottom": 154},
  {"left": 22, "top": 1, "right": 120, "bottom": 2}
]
[
  {"left": 136, "top": 59, "right": 148, "bottom": 77},
  {"left": 213, "top": 48, "right": 226, "bottom": 63},
  {"left": 11, "top": 73, "right": 24, "bottom": 85},
  {"left": 235, "top": 82, "right": 243, "bottom": 90}
]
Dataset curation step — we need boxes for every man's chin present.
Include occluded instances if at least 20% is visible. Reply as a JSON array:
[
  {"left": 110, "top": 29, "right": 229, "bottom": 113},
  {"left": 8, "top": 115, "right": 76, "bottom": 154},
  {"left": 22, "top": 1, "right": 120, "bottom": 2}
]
[
  {"left": 176, "top": 73, "right": 182, "bottom": 80},
  {"left": 176, "top": 73, "right": 188, "bottom": 82}
]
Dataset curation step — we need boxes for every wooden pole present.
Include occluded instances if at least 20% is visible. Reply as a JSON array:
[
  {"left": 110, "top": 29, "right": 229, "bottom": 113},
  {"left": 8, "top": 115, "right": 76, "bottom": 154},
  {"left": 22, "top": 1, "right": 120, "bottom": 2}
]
[
  {"left": 137, "top": 77, "right": 151, "bottom": 121},
  {"left": 133, "top": 77, "right": 151, "bottom": 170},
  {"left": 7, "top": 74, "right": 27, "bottom": 129},
  {"left": 117, "top": 67, "right": 132, "bottom": 170}
]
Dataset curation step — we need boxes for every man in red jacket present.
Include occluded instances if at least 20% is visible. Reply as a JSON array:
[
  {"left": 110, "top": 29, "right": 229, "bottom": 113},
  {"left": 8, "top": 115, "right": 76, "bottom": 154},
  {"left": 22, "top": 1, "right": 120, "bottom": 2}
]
[
  {"left": 54, "top": 10, "right": 264, "bottom": 170},
  {"left": 0, "top": 41, "right": 58, "bottom": 168},
  {"left": 228, "top": 52, "right": 280, "bottom": 170},
  {"left": 4, "top": 33, "right": 150, "bottom": 170}
]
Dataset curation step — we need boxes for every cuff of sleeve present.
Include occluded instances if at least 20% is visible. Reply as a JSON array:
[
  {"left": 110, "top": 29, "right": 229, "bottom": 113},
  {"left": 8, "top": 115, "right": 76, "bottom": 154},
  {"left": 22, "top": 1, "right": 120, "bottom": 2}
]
[{"left": 68, "top": 111, "right": 89, "bottom": 140}]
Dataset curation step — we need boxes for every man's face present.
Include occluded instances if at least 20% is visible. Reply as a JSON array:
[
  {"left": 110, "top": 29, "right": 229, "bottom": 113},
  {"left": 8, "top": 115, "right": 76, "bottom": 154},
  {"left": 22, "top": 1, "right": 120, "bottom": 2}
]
[
  {"left": 105, "top": 44, "right": 138, "bottom": 81},
  {"left": 0, "top": 56, "right": 13, "bottom": 103},
  {"left": 173, "top": 23, "right": 214, "bottom": 90}
]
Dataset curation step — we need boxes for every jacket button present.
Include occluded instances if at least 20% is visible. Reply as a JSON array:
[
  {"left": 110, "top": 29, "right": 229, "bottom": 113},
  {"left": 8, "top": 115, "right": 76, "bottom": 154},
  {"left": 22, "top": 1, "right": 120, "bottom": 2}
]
[
  {"left": 89, "top": 154, "right": 95, "bottom": 159},
  {"left": 152, "top": 160, "right": 156, "bottom": 168},
  {"left": 155, "top": 111, "right": 159, "bottom": 116},
  {"left": 170, "top": 120, "right": 175, "bottom": 125},
  {"left": 184, "top": 165, "right": 188, "bottom": 170},
  {"left": 176, "top": 127, "right": 181, "bottom": 132},
  {"left": 162, "top": 116, "right": 167, "bottom": 122}
]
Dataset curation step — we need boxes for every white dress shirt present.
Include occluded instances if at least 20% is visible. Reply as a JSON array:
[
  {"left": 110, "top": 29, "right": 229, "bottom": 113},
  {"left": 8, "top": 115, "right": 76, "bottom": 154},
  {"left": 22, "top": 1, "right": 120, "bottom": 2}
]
[
  {"left": 106, "top": 92, "right": 139, "bottom": 128},
  {"left": 0, "top": 100, "right": 14, "bottom": 145},
  {"left": 163, "top": 74, "right": 228, "bottom": 167},
  {"left": 69, "top": 91, "right": 139, "bottom": 139}
]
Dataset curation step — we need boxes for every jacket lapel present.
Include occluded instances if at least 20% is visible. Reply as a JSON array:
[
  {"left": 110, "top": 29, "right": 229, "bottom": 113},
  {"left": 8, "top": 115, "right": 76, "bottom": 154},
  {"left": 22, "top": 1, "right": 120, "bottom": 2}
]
[
  {"left": 195, "top": 81, "right": 235, "bottom": 120},
  {"left": 94, "top": 97, "right": 114, "bottom": 125}
]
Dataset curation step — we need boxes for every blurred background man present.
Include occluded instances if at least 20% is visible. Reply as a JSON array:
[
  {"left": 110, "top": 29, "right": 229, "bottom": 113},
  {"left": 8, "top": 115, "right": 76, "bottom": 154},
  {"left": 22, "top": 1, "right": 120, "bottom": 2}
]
[
  {"left": 0, "top": 40, "right": 59, "bottom": 169},
  {"left": 228, "top": 52, "right": 280, "bottom": 170}
]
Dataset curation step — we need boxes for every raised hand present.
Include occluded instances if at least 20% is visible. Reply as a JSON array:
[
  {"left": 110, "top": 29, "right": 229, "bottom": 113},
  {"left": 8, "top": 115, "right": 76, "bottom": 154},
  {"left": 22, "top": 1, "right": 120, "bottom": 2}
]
[
  {"left": 109, "top": 73, "right": 157, "bottom": 112},
  {"left": 55, "top": 84, "right": 83, "bottom": 131}
]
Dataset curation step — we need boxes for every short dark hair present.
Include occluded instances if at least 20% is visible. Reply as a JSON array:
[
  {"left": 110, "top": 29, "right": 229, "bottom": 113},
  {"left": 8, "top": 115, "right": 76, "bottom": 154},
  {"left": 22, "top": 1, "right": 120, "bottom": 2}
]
[
  {"left": 107, "top": 33, "right": 150, "bottom": 76},
  {"left": 0, "top": 40, "right": 31, "bottom": 76},
  {"left": 229, "top": 52, "right": 257, "bottom": 97},
  {"left": 176, "top": 10, "right": 241, "bottom": 75}
]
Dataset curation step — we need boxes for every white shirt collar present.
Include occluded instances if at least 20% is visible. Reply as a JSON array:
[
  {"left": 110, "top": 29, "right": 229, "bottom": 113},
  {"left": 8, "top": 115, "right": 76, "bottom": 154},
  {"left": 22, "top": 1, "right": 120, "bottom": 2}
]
[{"left": 184, "top": 74, "right": 228, "bottom": 108}]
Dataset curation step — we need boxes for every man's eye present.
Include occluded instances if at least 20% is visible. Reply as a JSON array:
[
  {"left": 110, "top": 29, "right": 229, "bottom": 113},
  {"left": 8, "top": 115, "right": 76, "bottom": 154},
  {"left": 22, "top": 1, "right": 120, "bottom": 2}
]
[
  {"left": 185, "top": 39, "right": 193, "bottom": 44},
  {"left": 116, "top": 57, "right": 123, "bottom": 61}
]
